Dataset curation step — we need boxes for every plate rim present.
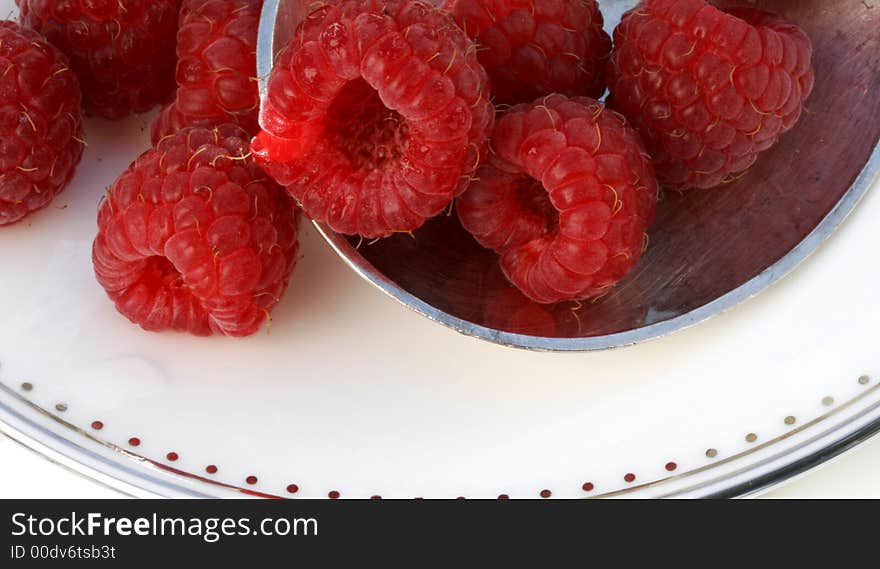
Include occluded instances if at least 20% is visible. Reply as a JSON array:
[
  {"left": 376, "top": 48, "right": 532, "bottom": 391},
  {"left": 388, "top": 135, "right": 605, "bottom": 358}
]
[{"left": 3, "top": 378, "right": 880, "bottom": 499}]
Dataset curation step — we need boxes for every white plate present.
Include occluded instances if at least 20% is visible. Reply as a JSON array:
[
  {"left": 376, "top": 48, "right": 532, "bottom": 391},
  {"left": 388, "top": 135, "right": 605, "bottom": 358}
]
[{"left": 1, "top": 0, "right": 879, "bottom": 499}]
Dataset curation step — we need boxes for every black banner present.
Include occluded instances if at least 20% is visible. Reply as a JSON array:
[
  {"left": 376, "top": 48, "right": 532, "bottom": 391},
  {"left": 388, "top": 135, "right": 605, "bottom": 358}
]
[{"left": 0, "top": 499, "right": 872, "bottom": 564}]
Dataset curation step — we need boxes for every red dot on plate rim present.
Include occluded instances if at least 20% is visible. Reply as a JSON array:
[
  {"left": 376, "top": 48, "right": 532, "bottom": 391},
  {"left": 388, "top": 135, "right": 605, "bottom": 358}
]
[
  {"left": 665, "top": 462, "right": 678, "bottom": 472},
  {"left": 286, "top": 484, "right": 299, "bottom": 494},
  {"left": 246, "top": 476, "right": 258, "bottom": 485},
  {"left": 540, "top": 489, "right": 552, "bottom": 499},
  {"left": 498, "top": 494, "right": 510, "bottom": 500},
  {"left": 328, "top": 490, "right": 340, "bottom": 500},
  {"left": 205, "top": 465, "right": 218, "bottom": 474},
  {"left": 582, "top": 482, "right": 595, "bottom": 492},
  {"left": 370, "top": 495, "right": 382, "bottom": 501},
  {"left": 90, "top": 421, "right": 103, "bottom": 430},
  {"left": 128, "top": 437, "right": 140, "bottom": 447},
  {"left": 624, "top": 473, "right": 636, "bottom": 483},
  {"left": 166, "top": 452, "right": 179, "bottom": 462}
]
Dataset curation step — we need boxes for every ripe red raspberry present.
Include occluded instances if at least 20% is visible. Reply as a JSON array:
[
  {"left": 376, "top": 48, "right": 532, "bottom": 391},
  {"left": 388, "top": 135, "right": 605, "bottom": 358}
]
[
  {"left": 152, "top": 0, "right": 263, "bottom": 144},
  {"left": 0, "top": 21, "right": 84, "bottom": 227},
  {"left": 441, "top": 0, "right": 612, "bottom": 105},
  {"left": 17, "top": 0, "right": 181, "bottom": 119},
  {"left": 457, "top": 95, "right": 658, "bottom": 304},
  {"left": 252, "top": 0, "right": 495, "bottom": 239},
  {"left": 606, "top": 0, "right": 814, "bottom": 189},
  {"left": 93, "top": 125, "right": 299, "bottom": 337}
]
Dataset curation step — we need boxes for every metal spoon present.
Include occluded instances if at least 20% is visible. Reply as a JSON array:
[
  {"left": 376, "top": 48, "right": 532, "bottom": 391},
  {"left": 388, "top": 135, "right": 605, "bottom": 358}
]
[{"left": 257, "top": 0, "right": 880, "bottom": 351}]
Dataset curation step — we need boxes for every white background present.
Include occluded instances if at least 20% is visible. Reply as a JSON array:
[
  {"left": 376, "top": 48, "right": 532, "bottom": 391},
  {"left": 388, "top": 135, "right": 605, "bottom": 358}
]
[{"left": 1, "top": 431, "right": 879, "bottom": 498}]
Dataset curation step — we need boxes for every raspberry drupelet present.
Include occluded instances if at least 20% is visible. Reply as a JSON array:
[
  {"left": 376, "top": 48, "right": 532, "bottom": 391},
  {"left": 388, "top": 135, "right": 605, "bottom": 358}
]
[
  {"left": 252, "top": 0, "right": 495, "bottom": 239},
  {"left": 152, "top": 0, "right": 264, "bottom": 143},
  {"left": 457, "top": 95, "right": 658, "bottom": 305},
  {"left": 606, "top": 0, "right": 814, "bottom": 189},
  {"left": 442, "top": 0, "right": 612, "bottom": 105},
  {"left": 17, "top": 0, "right": 181, "bottom": 119},
  {"left": 0, "top": 21, "right": 84, "bottom": 227},
  {"left": 93, "top": 125, "right": 299, "bottom": 337}
]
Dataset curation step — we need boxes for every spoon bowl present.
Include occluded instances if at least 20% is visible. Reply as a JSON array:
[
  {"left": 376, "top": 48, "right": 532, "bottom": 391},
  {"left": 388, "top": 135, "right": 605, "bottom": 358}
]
[{"left": 257, "top": 0, "right": 880, "bottom": 351}]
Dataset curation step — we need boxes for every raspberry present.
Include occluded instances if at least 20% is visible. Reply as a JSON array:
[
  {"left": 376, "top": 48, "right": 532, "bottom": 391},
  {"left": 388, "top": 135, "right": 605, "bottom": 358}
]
[
  {"left": 252, "top": 0, "right": 495, "bottom": 239},
  {"left": 152, "top": 0, "right": 263, "bottom": 144},
  {"left": 483, "top": 284, "right": 558, "bottom": 336},
  {"left": 441, "top": 0, "right": 612, "bottom": 105},
  {"left": 92, "top": 125, "right": 299, "bottom": 337},
  {"left": 457, "top": 95, "right": 658, "bottom": 304},
  {"left": 0, "top": 21, "right": 84, "bottom": 227},
  {"left": 17, "top": 0, "right": 181, "bottom": 119},
  {"left": 606, "top": 0, "right": 814, "bottom": 189}
]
